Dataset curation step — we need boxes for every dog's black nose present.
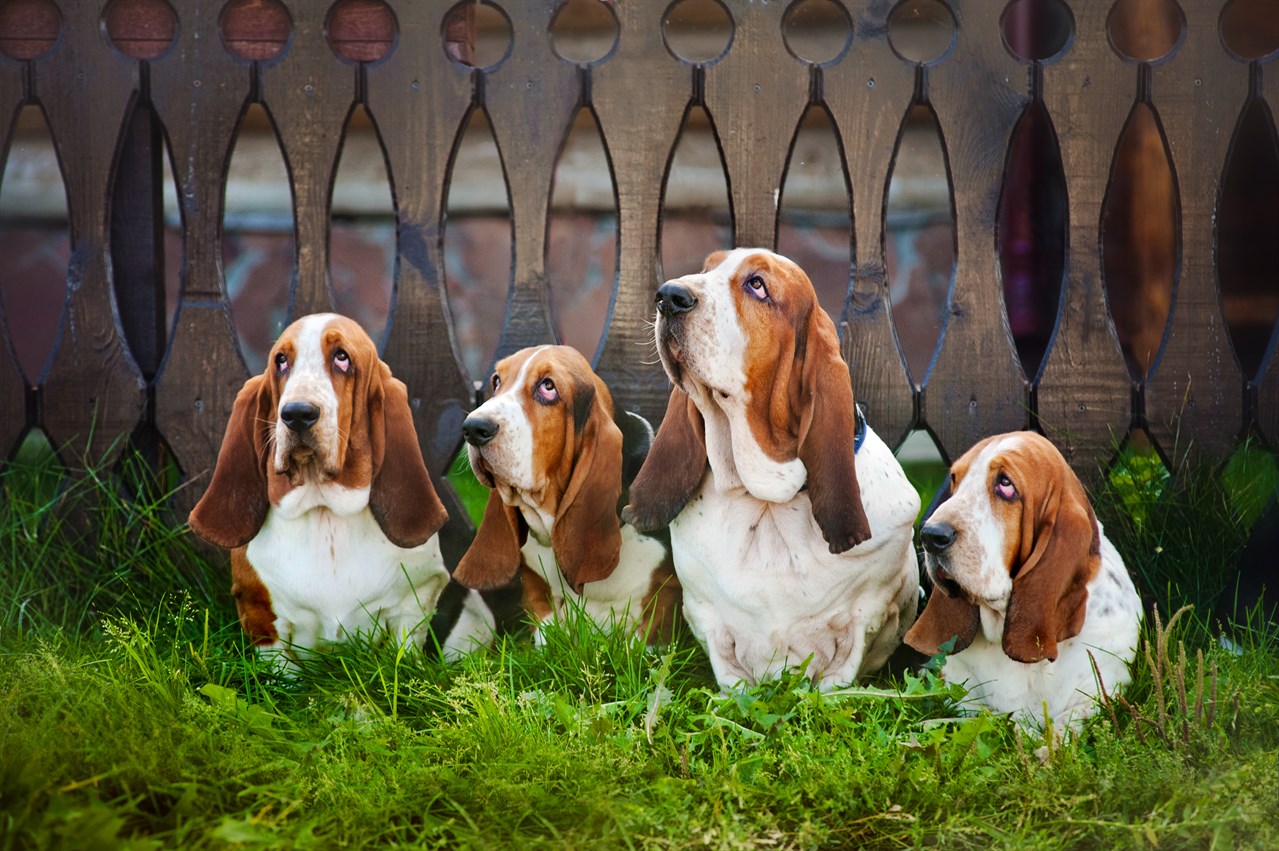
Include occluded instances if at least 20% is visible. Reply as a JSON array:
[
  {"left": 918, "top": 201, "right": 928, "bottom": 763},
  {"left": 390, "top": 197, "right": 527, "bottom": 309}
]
[
  {"left": 462, "top": 416, "right": 500, "bottom": 447},
  {"left": 280, "top": 401, "right": 320, "bottom": 433},
  {"left": 656, "top": 282, "right": 697, "bottom": 316},
  {"left": 920, "top": 522, "right": 957, "bottom": 554}
]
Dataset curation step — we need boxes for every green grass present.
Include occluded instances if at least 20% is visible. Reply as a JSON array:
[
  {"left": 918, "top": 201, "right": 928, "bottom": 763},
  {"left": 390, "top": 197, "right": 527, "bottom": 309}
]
[{"left": 1, "top": 436, "right": 1277, "bottom": 848}]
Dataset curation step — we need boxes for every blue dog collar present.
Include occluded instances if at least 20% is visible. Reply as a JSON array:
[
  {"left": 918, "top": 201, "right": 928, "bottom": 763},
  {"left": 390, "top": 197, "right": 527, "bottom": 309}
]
[{"left": 853, "top": 404, "right": 867, "bottom": 455}]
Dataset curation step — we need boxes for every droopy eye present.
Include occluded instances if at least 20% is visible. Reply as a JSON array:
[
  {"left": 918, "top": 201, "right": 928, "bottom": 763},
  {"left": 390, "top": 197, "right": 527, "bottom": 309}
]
[
  {"left": 744, "top": 274, "right": 770, "bottom": 301},
  {"left": 274, "top": 352, "right": 289, "bottom": 374},
  {"left": 994, "top": 473, "right": 1016, "bottom": 500},
  {"left": 491, "top": 373, "right": 501, "bottom": 392},
  {"left": 333, "top": 349, "right": 350, "bottom": 373},
  {"left": 534, "top": 377, "right": 558, "bottom": 404}
]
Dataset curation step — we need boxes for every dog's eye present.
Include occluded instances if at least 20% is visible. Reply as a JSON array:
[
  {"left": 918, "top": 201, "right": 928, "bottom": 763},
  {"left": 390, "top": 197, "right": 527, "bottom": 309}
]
[
  {"left": 744, "top": 274, "right": 770, "bottom": 301},
  {"left": 535, "top": 377, "right": 558, "bottom": 404},
  {"left": 274, "top": 352, "right": 289, "bottom": 375},
  {"left": 333, "top": 349, "right": 350, "bottom": 373},
  {"left": 491, "top": 373, "right": 501, "bottom": 391},
  {"left": 994, "top": 473, "right": 1016, "bottom": 500}
]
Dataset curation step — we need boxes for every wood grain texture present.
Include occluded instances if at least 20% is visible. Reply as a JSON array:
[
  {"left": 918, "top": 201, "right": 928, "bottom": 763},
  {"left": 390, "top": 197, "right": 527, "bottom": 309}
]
[
  {"left": 1035, "top": 0, "right": 1134, "bottom": 481},
  {"left": 918, "top": 1, "right": 1029, "bottom": 464},
  {"left": 32, "top": 0, "right": 146, "bottom": 466},
  {"left": 149, "top": 0, "right": 255, "bottom": 507},
  {"left": 0, "top": 59, "right": 28, "bottom": 458},
  {"left": 590, "top": 0, "right": 692, "bottom": 426},
  {"left": 1144, "top": 0, "right": 1247, "bottom": 462},
  {"left": 365, "top": 1, "right": 479, "bottom": 556},
  {"left": 484, "top": 0, "right": 579, "bottom": 362},
  {"left": 701, "top": 1, "right": 810, "bottom": 250},
  {"left": 825, "top": 0, "right": 918, "bottom": 450},
  {"left": 257, "top": 0, "right": 357, "bottom": 318},
  {"left": 365, "top": 0, "right": 474, "bottom": 475}
]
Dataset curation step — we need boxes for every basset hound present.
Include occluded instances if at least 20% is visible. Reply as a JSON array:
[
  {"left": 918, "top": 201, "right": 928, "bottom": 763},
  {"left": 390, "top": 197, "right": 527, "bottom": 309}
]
[
  {"left": 189, "top": 313, "right": 496, "bottom": 665},
  {"left": 624, "top": 248, "right": 921, "bottom": 689},
  {"left": 452, "top": 345, "right": 680, "bottom": 643},
  {"left": 905, "top": 431, "right": 1142, "bottom": 730}
]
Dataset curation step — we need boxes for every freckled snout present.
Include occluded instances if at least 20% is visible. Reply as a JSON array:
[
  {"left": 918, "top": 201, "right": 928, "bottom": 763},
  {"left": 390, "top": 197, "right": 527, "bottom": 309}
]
[
  {"left": 280, "top": 401, "right": 320, "bottom": 433},
  {"left": 656, "top": 282, "right": 697, "bottom": 317},
  {"left": 920, "top": 521, "right": 957, "bottom": 554},
  {"left": 462, "top": 416, "right": 500, "bottom": 447}
]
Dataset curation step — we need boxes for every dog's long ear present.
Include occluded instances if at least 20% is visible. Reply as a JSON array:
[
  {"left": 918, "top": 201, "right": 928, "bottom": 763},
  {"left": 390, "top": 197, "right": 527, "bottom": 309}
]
[
  {"left": 368, "top": 368, "right": 448, "bottom": 547},
  {"left": 553, "top": 383, "right": 625, "bottom": 593},
  {"left": 622, "top": 388, "right": 707, "bottom": 531},
  {"left": 797, "top": 310, "right": 871, "bottom": 553},
  {"left": 904, "top": 587, "right": 981, "bottom": 656},
  {"left": 1003, "top": 471, "right": 1099, "bottom": 663},
  {"left": 189, "top": 375, "right": 273, "bottom": 549},
  {"left": 454, "top": 489, "right": 528, "bottom": 590}
]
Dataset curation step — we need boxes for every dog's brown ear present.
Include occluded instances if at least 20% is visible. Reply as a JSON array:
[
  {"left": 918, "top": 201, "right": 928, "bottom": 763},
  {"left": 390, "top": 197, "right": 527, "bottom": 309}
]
[
  {"left": 552, "top": 388, "right": 625, "bottom": 594},
  {"left": 189, "top": 375, "right": 273, "bottom": 549},
  {"left": 621, "top": 387, "right": 707, "bottom": 532},
  {"left": 454, "top": 489, "right": 528, "bottom": 590},
  {"left": 797, "top": 310, "right": 871, "bottom": 554},
  {"left": 367, "top": 368, "right": 447, "bottom": 547},
  {"left": 905, "top": 588, "right": 981, "bottom": 656},
  {"left": 1003, "top": 471, "right": 1100, "bottom": 663}
]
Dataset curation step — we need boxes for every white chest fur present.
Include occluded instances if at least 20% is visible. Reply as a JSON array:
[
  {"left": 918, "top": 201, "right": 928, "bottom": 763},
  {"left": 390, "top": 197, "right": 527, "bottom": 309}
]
[
  {"left": 671, "top": 427, "right": 921, "bottom": 689},
  {"left": 941, "top": 533, "right": 1142, "bottom": 731},
  {"left": 245, "top": 483, "right": 451, "bottom": 657},
  {"left": 520, "top": 523, "right": 669, "bottom": 642}
]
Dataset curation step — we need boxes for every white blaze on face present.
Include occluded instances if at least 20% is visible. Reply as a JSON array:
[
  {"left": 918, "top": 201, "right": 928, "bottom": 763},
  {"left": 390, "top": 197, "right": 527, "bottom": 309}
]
[
  {"left": 465, "top": 346, "right": 546, "bottom": 493},
  {"left": 927, "top": 436, "right": 1019, "bottom": 614},
  {"left": 274, "top": 313, "right": 342, "bottom": 475},
  {"left": 657, "top": 248, "right": 807, "bottom": 503}
]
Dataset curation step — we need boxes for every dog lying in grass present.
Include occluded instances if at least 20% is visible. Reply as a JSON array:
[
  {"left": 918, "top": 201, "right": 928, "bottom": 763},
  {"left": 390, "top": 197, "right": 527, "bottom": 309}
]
[
  {"left": 189, "top": 313, "right": 495, "bottom": 667},
  {"left": 453, "top": 345, "right": 681, "bottom": 644},
  {"left": 906, "top": 431, "right": 1143, "bottom": 730}
]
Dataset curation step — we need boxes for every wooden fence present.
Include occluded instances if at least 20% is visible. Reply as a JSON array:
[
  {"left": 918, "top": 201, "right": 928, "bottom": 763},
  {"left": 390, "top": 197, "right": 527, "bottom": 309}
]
[{"left": 0, "top": 0, "right": 1277, "bottom": 532}]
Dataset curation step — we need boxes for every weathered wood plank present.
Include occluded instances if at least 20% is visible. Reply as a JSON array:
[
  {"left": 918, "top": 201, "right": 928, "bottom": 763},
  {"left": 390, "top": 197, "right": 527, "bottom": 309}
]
[
  {"left": 825, "top": 0, "right": 918, "bottom": 450},
  {"left": 257, "top": 1, "right": 357, "bottom": 318},
  {"left": 365, "top": 1, "right": 479, "bottom": 557},
  {"left": 918, "top": 1, "right": 1029, "bottom": 463},
  {"left": 485, "top": 0, "right": 579, "bottom": 361},
  {"left": 0, "top": 59, "right": 28, "bottom": 458},
  {"left": 1036, "top": 0, "right": 1134, "bottom": 481},
  {"left": 150, "top": 0, "right": 255, "bottom": 507},
  {"left": 701, "top": 1, "right": 810, "bottom": 250},
  {"left": 590, "top": 1, "right": 692, "bottom": 425},
  {"left": 1144, "top": 0, "right": 1247, "bottom": 462},
  {"left": 32, "top": 0, "right": 146, "bottom": 466}
]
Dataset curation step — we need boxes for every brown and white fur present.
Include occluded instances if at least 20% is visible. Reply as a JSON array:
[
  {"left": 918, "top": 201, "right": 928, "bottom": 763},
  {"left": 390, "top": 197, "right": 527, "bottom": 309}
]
[
  {"left": 624, "top": 248, "right": 920, "bottom": 689},
  {"left": 189, "top": 313, "right": 495, "bottom": 666},
  {"left": 453, "top": 345, "right": 680, "bottom": 643},
  {"left": 905, "top": 431, "right": 1142, "bottom": 730}
]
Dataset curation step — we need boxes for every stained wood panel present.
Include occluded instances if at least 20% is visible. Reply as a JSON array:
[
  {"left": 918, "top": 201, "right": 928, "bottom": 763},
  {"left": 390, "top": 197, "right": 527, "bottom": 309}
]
[
  {"left": 0, "top": 59, "right": 27, "bottom": 459},
  {"left": 701, "top": 2, "right": 810, "bottom": 250},
  {"left": 150, "top": 0, "right": 254, "bottom": 502},
  {"left": 1036, "top": 0, "right": 1134, "bottom": 480},
  {"left": 591, "top": 1, "right": 693, "bottom": 426},
  {"left": 366, "top": 1, "right": 480, "bottom": 559},
  {"left": 918, "top": 1, "right": 1029, "bottom": 463},
  {"left": 1144, "top": 1, "right": 1247, "bottom": 462},
  {"left": 257, "top": 1, "right": 357, "bottom": 318},
  {"left": 485, "top": 0, "right": 580, "bottom": 361},
  {"left": 825, "top": 0, "right": 918, "bottom": 450},
  {"left": 32, "top": 0, "right": 146, "bottom": 465}
]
